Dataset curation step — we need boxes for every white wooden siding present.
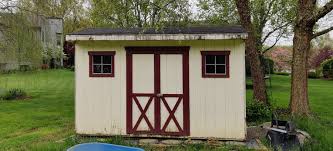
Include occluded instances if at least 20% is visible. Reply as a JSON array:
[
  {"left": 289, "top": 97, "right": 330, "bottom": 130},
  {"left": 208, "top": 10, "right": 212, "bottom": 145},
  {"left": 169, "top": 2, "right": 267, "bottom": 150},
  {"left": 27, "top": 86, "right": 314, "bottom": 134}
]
[{"left": 75, "top": 40, "right": 246, "bottom": 140}]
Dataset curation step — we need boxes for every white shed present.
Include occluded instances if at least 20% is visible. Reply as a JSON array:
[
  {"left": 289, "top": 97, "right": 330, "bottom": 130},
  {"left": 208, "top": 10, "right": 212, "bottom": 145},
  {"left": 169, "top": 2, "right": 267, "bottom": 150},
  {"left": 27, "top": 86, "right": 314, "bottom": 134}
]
[{"left": 66, "top": 26, "right": 247, "bottom": 140}]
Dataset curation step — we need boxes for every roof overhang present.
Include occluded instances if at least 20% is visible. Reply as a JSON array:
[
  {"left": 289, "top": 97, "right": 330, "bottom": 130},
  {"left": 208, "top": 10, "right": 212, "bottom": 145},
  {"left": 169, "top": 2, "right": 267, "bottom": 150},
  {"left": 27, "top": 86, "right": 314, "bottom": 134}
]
[{"left": 66, "top": 33, "right": 248, "bottom": 41}]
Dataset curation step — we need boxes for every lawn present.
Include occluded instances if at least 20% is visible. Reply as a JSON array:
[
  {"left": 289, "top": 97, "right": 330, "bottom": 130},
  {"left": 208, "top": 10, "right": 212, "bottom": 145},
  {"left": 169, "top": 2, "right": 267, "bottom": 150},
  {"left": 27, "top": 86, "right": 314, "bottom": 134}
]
[
  {"left": 247, "top": 75, "right": 333, "bottom": 150},
  {"left": 0, "top": 70, "right": 332, "bottom": 150}
]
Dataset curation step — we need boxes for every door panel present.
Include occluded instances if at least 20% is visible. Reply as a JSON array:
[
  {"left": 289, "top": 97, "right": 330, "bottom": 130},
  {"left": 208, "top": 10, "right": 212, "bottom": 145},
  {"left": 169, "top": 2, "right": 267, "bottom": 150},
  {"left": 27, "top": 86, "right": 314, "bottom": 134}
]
[
  {"left": 160, "top": 54, "right": 184, "bottom": 133},
  {"left": 132, "top": 96, "right": 154, "bottom": 131},
  {"left": 131, "top": 54, "right": 155, "bottom": 132},
  {"left": 126, "top": 47, "right": 190, "bottom": 136},
  {"left": 132, "top": 54, "right": 154, "bottom": 93},
  {"left": 160, "top": 54, "right": 183, "bottom": 94}
]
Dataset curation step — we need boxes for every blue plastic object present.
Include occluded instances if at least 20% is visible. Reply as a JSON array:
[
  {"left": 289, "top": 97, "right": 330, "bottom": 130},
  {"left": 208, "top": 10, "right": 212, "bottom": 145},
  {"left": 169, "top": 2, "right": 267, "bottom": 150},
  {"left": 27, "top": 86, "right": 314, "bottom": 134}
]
[{"left": 67, "top": 143, "right": 144, "bottom": 151}]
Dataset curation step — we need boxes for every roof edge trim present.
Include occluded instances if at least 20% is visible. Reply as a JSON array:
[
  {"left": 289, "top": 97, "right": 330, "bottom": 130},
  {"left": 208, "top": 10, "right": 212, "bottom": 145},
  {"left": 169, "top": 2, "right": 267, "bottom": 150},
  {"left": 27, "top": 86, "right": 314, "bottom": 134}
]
[{"left": 66, "top": 33, "right": 248, "bottom": 41}]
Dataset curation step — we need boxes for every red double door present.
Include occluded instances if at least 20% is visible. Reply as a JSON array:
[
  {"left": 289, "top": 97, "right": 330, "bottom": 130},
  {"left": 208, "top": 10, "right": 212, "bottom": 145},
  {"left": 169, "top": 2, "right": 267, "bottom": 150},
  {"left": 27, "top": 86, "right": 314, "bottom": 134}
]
[{"left": 126, "top": 47, "right": 190, "bottom": 136}]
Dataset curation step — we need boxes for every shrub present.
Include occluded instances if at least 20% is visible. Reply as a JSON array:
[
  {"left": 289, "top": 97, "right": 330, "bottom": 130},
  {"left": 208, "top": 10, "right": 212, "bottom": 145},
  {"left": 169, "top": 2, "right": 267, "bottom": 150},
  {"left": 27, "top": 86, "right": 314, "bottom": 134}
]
[
  {"left": 266, "top": 47, "right": 292, "bottom": 72},
  {"left": 41, "top": 64, "right": 49, "bottom": 70},
  {"left": 246, "top": 101, "right": 272, "bottom": 123},
  {"left": 246, "top": 57, "right": 274, "bottom": 77},
  {"left": 321, "top": 58, "right": 333, "bottom": 79},
  {"left": 275, "top": 72, "right": 290, "bottom": 76},
  {"left": 2, "top": 88, "right": 27, "bottom": 100},
  {"left": 309, "top": 46, "right": 333, "bottom": 69},
  {"left": 262, "top": 57, "right": 274, "bottom": 74},
  {"left": 69, "top": 66, "right": 75, "bottom": 71},
  {"left": 308, "top": 71, "right": 320, "bottom": 79}
]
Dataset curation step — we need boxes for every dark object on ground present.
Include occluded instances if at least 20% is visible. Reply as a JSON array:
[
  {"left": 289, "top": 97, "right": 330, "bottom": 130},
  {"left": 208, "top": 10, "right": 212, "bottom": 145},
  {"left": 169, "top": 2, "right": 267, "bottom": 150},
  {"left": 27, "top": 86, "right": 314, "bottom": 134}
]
[
  {"left": 67, "top": 142, "right": 144, "bottom": 151},
  {"left": 266, "top": 114, "right": 300, "bottom": 151}
]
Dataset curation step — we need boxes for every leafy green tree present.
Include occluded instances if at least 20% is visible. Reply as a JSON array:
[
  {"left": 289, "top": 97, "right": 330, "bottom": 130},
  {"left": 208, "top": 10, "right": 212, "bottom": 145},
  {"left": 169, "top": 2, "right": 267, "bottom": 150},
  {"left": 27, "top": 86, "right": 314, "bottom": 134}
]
[
  {"left": 89, "top": 0, "right": 192, "bottom": 28},
  {"left": 290, "top": 0, "right": 333, "bottom": 116},
  {"left": 0, "top": 4, "right": 43, "bottom": 69},
  {"left": 18, "top": 0, "right": 91, "bottom": 34},
  {"left": 198, "top": 0, "right": 296, "bottom": 103}
]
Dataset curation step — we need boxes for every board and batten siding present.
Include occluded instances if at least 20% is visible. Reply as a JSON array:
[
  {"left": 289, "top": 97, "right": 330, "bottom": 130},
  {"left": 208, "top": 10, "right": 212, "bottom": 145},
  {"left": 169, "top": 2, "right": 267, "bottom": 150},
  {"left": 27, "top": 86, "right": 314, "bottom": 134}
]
[{"left": 75, "top": 40, "right": 246, "bottom": 140}]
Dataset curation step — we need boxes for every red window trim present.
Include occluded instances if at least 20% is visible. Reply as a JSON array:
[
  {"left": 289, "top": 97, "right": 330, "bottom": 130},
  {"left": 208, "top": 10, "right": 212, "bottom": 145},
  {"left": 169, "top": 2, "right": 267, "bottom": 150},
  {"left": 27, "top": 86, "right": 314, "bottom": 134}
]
[
  {"left": 201, "top": 51, "right": 230, "bottom": 78},
  {"left": 88, "top": 51, "right": 115, "bottom": 77}
]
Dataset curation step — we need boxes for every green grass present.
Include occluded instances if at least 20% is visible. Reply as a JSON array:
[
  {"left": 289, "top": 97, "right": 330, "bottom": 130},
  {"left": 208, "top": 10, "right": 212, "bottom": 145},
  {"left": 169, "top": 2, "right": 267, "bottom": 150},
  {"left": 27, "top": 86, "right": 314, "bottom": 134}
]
[
  {"left": 247, "top": 75, "right": 333, "bottom": 150},
  {"left": 0, "top": 70, "right": 332, "bottom": 150},
  {"left": 0, "top": 70, "right": 75, "bottom": 150}
]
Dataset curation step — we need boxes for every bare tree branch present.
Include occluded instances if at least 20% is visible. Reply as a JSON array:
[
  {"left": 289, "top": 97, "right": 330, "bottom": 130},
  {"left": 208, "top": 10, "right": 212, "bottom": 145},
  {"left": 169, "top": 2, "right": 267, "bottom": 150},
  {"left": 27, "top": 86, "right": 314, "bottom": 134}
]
[
  {"left": 262, "top": 30, "right": 284, "bottom": 54},
  {"left": 312, "top": 26, "right": 333, "bottom": 38},
  {"left": 310, "top": 0, "right": 333, "bottom": 22},
  {"left": 261, "top": 21, "right": 291, "bottom": 44}
]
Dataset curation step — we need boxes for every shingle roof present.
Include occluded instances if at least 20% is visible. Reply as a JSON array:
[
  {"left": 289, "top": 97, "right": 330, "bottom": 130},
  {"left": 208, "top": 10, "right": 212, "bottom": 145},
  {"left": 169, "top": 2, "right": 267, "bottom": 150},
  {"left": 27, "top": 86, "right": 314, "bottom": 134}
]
[{"left": 68, "top": 26, "right": 246, "bottom": 35}]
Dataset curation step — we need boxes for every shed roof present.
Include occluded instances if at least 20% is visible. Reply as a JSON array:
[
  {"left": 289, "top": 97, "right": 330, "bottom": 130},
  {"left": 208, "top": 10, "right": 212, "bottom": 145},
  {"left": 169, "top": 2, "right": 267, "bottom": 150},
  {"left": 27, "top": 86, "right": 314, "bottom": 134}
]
[
  {"left": 68, "top": 26, "right": 246, "bottom": 35},
  {"left": 66, "top": 26, "right": 247, "bottom": 41}
]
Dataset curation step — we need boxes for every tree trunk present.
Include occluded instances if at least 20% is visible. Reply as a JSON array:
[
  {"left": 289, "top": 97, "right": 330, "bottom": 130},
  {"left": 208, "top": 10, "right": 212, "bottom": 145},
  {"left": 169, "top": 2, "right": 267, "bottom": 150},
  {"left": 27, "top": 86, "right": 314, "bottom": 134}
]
[
  {"left": 289, "top": 0, "right": 316, "bottom": 116},
  {"left": 246, "top": 34, "right": 268, "bottom": 103},
  {"left": 290, "top": 25, "right": 312, "bottom": 116},
  {"left": 289, "top": 0, "right": 333, "bottom": 116},
  {"left": 235, "top": 0, "right": 268, "bottom": 104}
]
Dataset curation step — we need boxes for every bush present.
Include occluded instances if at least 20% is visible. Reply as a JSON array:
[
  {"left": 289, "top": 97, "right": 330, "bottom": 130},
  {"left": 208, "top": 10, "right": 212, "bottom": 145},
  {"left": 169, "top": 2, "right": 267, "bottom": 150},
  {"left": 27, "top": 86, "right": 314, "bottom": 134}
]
[
  {"left": 68, "top": 66, "right": 75, "bottom": 71},
  {"left": 321, "top": 58, "right": 333, "bottom": 79},
  {"left": 262, "top": 57, "right": 274, "bottom": 74},
  {"left": 275, "top": 72, "right": 290, "bottom": 76},
  {"left": 308, "top": 71, "right": 320, "bottom": 79},
  {"left": 41, "top": 64, "right": 49, "bottom": 70},
  {"left": 2, "top": 88, "right": 27, "bottom": 100},
  {"left": 246, "top": 56, "right": 274, "bottom": 77},
  {"left": 309, "top": 47, "right": 333, "bottom": 69},
  {"left": 246, "top": 101, "right": 272, "bottom": 123}
]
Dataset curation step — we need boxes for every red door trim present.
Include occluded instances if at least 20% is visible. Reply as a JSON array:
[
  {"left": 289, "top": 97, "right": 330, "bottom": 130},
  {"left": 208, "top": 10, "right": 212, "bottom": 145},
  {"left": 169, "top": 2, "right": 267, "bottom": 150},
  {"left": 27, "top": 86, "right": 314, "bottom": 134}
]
[
  {"left": 126, "top": 52, "right": 133, "bottom": 134},
  {"left": 154, "top": 53, "right": 161, "bottom": 134},
  {"left": 126, "top": 46, "right": 190, "bottom": 136}
]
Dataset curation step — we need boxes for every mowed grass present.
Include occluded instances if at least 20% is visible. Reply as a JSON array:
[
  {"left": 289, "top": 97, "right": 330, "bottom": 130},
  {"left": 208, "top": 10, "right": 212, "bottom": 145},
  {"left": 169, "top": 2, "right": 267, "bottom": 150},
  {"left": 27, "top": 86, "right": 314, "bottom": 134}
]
[
  {"left": 0, "top": 70, "right": 75, "bottom": 150},
  {"left": 247, "top": 75, "right": 333, "bottom": 150},
  {"left": 0, "top": 70, "right": 332, "bottom": 150}
]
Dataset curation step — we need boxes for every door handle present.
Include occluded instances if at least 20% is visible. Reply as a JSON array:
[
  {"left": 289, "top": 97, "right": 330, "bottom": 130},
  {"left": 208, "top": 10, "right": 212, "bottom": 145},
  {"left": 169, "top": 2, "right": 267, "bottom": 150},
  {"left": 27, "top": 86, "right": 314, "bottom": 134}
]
[{"left": 156, "top": 93, "right": 163, "bottom": 97}]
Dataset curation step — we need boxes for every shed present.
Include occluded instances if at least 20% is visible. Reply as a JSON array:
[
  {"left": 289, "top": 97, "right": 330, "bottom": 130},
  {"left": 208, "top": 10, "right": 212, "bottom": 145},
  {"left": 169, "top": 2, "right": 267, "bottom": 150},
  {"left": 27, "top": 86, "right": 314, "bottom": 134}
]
[{"left": 66, "top": 26, "right": 247, "bottom": 140}]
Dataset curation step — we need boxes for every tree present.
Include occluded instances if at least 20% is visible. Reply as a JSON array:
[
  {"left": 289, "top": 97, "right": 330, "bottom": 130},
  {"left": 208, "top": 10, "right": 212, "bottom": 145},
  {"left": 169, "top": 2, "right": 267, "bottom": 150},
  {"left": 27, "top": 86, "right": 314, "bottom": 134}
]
[
  {"left": 224, "top": 0, "right": 295, "bottom": 103},
  {"left": 290, "top": 0, "right": 333, "bottom": 115},
  {"left": 89, "top": 0, "right": 191, "bottom": 28},
  {"left": 0, "top": 1, "right": 43, "bottom": 68},
  {"left": 16, "top": 0, "right": 91, "bottom": 34}
]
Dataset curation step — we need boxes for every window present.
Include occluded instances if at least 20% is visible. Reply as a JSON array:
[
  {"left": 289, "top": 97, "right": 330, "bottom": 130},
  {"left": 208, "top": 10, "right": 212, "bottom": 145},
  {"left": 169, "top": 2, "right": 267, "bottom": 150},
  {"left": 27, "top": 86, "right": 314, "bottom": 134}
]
[
  {"left": 201, "top": 51, "right": 230, "bottom": 78},
  {"left": 88, "top": 51, "right": 115, "bottom": 77},
  {"left": 56, "top": 33, "right": 62, "bottom": 46}
]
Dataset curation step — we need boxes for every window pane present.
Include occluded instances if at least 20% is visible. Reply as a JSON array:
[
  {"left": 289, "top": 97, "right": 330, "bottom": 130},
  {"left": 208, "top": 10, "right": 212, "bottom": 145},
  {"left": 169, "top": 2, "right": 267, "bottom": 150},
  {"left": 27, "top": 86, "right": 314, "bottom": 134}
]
[
  {"left": 103, "top": 65, "right": 112, "bottom": 73},
  {"left": 93, "top": 65, "right": 102, "bottom": 73},
  {"left": 206, "top": 65, "right": 215, "bottom": 73},
  {"left": 216, "top": 55, "right": 225, "bottom": 64},
  {"left": 56, "top": 33, "right": 62, "bottom": 46},
  {"left": 103, "top": 55, "right": 112, "bottom": 64},
  {"left": 93, "top": 55, "right": 102, "bottom": 64},
  {"left": 216, "top": 65, "right": 226, "bottom": 74},
  {"left": 206, "top": 55, "right": 215, "bottom": 64}
]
